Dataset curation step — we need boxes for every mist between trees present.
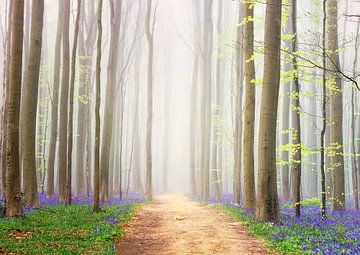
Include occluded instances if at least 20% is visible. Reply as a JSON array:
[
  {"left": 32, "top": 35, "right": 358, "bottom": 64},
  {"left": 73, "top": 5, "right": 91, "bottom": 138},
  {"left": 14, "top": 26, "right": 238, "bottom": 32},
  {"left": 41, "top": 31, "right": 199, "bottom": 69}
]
[{"left": 0, "top": 0, "right": 359, "bottom": 222}]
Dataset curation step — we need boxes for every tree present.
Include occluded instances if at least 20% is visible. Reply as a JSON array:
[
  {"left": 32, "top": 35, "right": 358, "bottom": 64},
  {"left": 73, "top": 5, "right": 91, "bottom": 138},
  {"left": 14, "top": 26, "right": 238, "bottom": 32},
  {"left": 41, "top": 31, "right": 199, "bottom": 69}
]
[
  {"left": 320, "top": 0, "right": 327, "bottom": 220},
  {"left": 100, "top": 0, "right": 122, "bottom": 201},
  {"left": 22, "top": 0, "right": 45, "bottom": 208},
  {"left": 211, "top": 0, "right": 224, "bottom": 201},
  {"left": 5, "top": 0, "right": 25, "bottom": 217},
  {"left": 65, "top": 0, "right": 82, "bottom": 205},
  {"left": 76, "top": 0, "right": 97, "bottom": 197},
  {"left": 131, "top": 39, "right": 144, "bottom": 194},
  {"left": 199, "top": 0, "right": 214, "bottom": 201},
  {"left": 242, "top": 0, "right": 256, "bottom": 212},
  {"left": 94, "top": 0, "right": 103, "bottom": 213},
  {"left": 189, "top": 0, "right": 201, "bottom": 196},
  {"left": 350, "top": 19, "right": 360, "bottom": 212},
  {"left": 327, "top": 0, "right": 345, "bottom": 212},
  {"left": 256, "top": 0, "right": 282, "bottom": 222},
  {"left": 145, "top": 0, "right": 156, "bottom": 201},
  {"left": 290, "top": 0, "right": 301, "bottom": 217},
  {"left": 58, "top": 0, "right": 70, "bottom": 201},
  {"left": 1, "top": 0, "right": 13, "bottom": 197},
  {"left": 234, "top": 2, "right": 244, "bottom": 205},
  {"left": 46, "top": 0, "right": 63, "bottom": 198}
]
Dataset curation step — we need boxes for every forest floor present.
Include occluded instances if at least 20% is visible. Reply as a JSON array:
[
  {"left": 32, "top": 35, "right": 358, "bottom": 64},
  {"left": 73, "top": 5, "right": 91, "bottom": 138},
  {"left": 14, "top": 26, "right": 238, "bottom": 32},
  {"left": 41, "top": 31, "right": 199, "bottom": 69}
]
[{"left": 116, "top": 194, "right": 270, "bottom": 255}]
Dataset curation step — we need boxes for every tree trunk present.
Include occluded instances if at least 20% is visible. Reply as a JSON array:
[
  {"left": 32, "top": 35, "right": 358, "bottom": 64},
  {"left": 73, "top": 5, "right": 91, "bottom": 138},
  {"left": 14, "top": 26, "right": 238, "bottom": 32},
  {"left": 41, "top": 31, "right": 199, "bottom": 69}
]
[
  {"left": 327, "top": 0, "right": 345, "bottom": 212},
  {"left": 243, "top": 0, "right": 256, "bottom": 212},
  {"left": 290, "top": 0, "right": 301, "bottom": 217},
  {"left": 100, "top": 0, "right": 122, "bottom": 201},
  {"left": 46, "top": 0, "right": 63, "bottom": 198},
  {"left": 65, "top": 0, "right": 82, "bottom": 205},
  {"left": 189, "top": 0, "right": 201, "bottom": 196},
  {"left": 320, "top": 0, "right": 327, "bottom": 220},
  {"left": 94, "top": 0, "right": 103, "bottom": 213},
  {"left": 58, "top": 0, "right": 70, "bottom": 201},
  {"left": 132, "top": 41, "right": 143, "bottom": 194},
  {"left": 234, "top": 2, "right": 244, "bottom": 205},
  {"left": 5, "top": 0, "right": 25, "bottom": 217},
  {"left": 22, "top": 0, "right": 44, "bottom": 208},
  {"left": 145, "top": 0, "right": 155, "bottom": 201},
  {"left": 76, "top": 0, "right": 96, "bottom": 197},
  {"left": 255, "top": 0, "right": 282, "bottom": 222},
  {"left": 351, "top": 20, "right": 360, "bottom": 212},
  {"left": 1, "top": 0, "right": 13, "bottom": 197}
]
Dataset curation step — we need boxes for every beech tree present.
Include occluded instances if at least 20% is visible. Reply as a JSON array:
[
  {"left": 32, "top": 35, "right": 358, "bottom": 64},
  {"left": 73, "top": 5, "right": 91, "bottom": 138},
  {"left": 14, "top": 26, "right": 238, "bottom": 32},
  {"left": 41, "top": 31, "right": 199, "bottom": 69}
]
[
  {"left": 256, "top": 0, "right": 282, "bottom": 222},
  {"left": 58, "top": 0, "right": 70, "bottom": 201},
  {"left": 22, "top": 0, "right": 45, "bottom": 208},
  {"left": 5, "top": 0, "right": 25, "bottom": 217},
  {"left": 327, "top": 0, "right": 345, "bottom": 212},
  {"left": 100, "top": 0, "right": 122, "bottom": 201},
  {"left": 242, "top": 0, "right": 256, "bottom": 212},
  {"left": 145, "top": 0, "right": 156, "bottom": 201},
  {"left": 46, "top": 0, "right": 63, "bottom": 198},
  {"left": 94, "top": 0, "right": 103, "bottom": 213}
]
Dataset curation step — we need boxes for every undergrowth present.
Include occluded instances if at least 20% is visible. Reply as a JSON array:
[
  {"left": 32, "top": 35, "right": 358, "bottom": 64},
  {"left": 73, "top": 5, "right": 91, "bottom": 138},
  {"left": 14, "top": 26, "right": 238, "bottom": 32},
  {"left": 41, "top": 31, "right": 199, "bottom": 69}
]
[{"left": 0, "top": 203, "right": 141, "bottom": 254}]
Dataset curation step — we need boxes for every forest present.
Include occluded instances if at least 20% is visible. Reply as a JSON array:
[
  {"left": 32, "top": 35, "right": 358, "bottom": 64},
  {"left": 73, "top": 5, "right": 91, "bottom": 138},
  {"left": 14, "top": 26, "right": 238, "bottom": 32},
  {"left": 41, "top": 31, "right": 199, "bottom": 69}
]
[{"left": 0, "top": 0, "right": 359, "bottom": 254}]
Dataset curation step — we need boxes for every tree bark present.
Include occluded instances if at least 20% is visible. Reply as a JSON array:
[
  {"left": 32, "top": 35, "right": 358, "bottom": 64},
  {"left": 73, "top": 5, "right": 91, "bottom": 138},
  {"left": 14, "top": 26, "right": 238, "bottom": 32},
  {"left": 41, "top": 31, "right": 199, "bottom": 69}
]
[
  {"left": 255, "top": 0, "right": 282, "bottom": 222},
  {"left": 290, "top": 0, "right": 301, "bottom": 217},
  {"left": 234, "top": 2, "right": 244, "bottom": 205},
  {"left": 243, "top": 0, "right": 256, "bottom": 212},
  {"left": 22, "top": 0, "right": 44, "bottom": 208},
  {"left": 58, "top": 0, "right": 70, "bottom": 201},
  {"left": 5, "top": 0, "right": 25, "bottom": 217},
  {"left": 65, "top": 0, "right": 82, "bottom": 205},
  {"left": 94, "top": 0, "right": 103, "bottom": 213},
  {"left": 145, "top": 0, "right": 155, "bottom": 201},
  {"left": 199, "top": 0, "right": 214, "bottom": 201},
  {"left": 327, "top": 0, "right": 345, "bottom": 212},
  {"left": 46, "top": 0, "right": 63, "bottom": 198},
  {"left": 1, "top": 0, "right": 13, "bottom": 197},
  {"left": 100, "top": 0, "right": 122, "bottom": 201}
]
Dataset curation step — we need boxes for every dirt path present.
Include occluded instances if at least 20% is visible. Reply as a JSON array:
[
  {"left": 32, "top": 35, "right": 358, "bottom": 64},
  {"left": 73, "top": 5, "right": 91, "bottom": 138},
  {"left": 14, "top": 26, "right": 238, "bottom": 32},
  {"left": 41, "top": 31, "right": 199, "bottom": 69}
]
[{"left": 116, "top": 194, "right": 271, "bottom": 255}]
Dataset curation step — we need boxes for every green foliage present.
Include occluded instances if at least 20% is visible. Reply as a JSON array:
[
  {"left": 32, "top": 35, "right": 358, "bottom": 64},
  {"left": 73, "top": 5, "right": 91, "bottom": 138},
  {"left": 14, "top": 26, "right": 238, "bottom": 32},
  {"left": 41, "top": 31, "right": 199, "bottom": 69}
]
[{"left": 0, "top": 203, "right": 141, "bottom": 255}]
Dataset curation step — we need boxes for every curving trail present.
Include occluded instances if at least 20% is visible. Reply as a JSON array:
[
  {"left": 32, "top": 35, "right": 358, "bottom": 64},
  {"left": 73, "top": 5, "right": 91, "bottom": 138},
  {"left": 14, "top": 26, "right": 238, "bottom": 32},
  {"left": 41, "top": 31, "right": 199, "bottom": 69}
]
[{"left": 116, "top": 194, "right": 271, "bottom": 255}]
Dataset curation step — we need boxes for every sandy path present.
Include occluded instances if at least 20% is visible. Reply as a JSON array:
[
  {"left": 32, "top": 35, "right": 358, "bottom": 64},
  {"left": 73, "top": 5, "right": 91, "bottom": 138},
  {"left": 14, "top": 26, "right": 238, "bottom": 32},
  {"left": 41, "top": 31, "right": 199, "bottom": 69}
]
[{"left": 116, "top": 194, "right": 271, "bottom": 255}]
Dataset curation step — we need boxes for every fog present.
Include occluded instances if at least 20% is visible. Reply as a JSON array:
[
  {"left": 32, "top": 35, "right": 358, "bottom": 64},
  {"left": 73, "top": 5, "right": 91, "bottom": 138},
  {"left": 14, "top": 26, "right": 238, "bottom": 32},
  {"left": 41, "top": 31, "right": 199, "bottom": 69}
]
[{"left": 1, "top": 0, "right": 360, "bottom": 208}]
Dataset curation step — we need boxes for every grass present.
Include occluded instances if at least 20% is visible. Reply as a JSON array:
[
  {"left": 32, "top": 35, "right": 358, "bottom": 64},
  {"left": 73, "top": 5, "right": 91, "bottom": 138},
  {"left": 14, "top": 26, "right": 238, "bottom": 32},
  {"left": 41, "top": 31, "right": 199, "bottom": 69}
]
[
  {"left": 219, "top": 198, "right": 360, "bottom": 255},
  {"left": 0, "top": 202, "right": 141, "bottom": 254}
]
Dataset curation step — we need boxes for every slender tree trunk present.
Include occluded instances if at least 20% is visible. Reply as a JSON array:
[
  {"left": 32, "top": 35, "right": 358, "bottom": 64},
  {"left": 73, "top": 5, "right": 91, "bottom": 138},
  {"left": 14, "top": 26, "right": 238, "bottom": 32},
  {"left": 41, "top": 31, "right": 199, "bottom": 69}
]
[
  {"left": 320, "top": 0, "right": 327, "bottom": 220},
  {"left": 280, "top": 5, "right": 292, "bottom": 202},
  {"left": 100, "top": 0, "right": 122, "bottom": 201},
  {"left": 76, "top": 0, "right": 96, "bottom": 197},
  {"left": 1, "top": 0, "right": 13, "bottom": 197},
  {"left": 145, "top": 0, "right": 155, "bottom": 201},
  {"left": 327, "top": 0, "right": 345, "bottom": 212},
  {"left": 350, "top": 20, "right": 360, "bottom": 212},
  {"left": 94, "top": 0, "right": 103, "bottom": 213},
  {"left": 132, "top": 41, "right": 143, "bottom": 194},
  {"left": 22, "top": 0, "right": 44, "bottom": 208},
  {"left": 5, "top": 0, "right": 25, "bottom": 218},
  {"left": 234, "top": 2, "right": 244, "bottom": 205},
  {"left": 58, "top": 0, "right": 70, "bottom": 201},
  {"left": 290, "top": 0, "right": 301, "bottom": 217},
  {"left": 255, "top": 0, "right": 282, "bottom": 222},
  {"left": 65, "top": 0, "right": 82, "bottom": 205},
  {"left": 189, "top": 0, "right": 201, "bottom": 196},
  {"left": 199, "top": 0, "right": 213, "bottom": 201},
  {"left": 46, "top": 0, "right": 63, "bottom": 198},
  {"left": 211, "top": 0, "right": 224, "bottom": 201},
  {"left": 243, "top": 0, "right": 256, "bottom": 212}
]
